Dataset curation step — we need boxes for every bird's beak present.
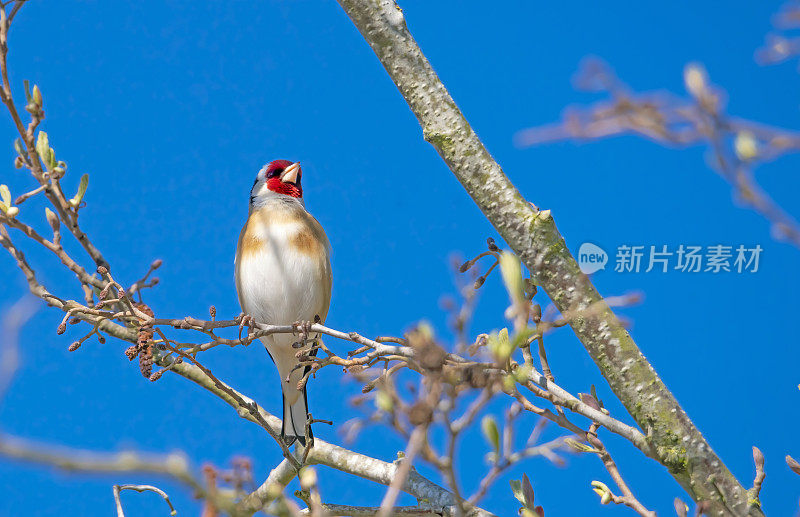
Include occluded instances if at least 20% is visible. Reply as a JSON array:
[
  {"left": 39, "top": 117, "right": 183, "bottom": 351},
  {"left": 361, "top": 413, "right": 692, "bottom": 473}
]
[{"left": 280, "top": 162, "right": 301, "bottom": 184}]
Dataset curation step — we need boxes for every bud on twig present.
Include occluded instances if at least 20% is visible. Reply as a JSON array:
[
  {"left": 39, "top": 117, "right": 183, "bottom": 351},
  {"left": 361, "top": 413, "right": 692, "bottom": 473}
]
[
  {"left": 69, "top": 173, "right": 89, "bottom": 208},
  {"left": 35, "top": 132, "right": 48, "bottom": 162},
  {"left": 35, "top": 131, "right": 56, "bottom": 170},
  {"left": 565, "top": 437, "right": 599, "bottom": 454},
  {"left": 591, "top": 480, "right": 612, "bottom": 505},
  {"left": 786, "top": 455, "right": 800, "bottom": 476},
  {"left": 735, "top": 131, "right": 759, "bottom": 161},
  {"left": 31, "top": 84, "right": 42, "bottom": 107},
  {"left": 45, "top": 207, "right": 60, "bottom": 233},
  {"left": 499, "top": 252, "right": 524, "bottom": 304},
  {"left": 683, "top": 63, "right": 707, "bottom": 99},
  {"left": 0, "top": 191, "right": 17, "bottom": 218},
  {"left": 0, "top": 184, "right": 13, "bottom": 216},
  {"left": 481, "top": 415, "right": 500, "bottom": 453},
  {"left": 753, "top": 446, "right": 764, "bottom": 471},
  {"left": 375, "top": 391, "right": 393, "bottom": 412}
]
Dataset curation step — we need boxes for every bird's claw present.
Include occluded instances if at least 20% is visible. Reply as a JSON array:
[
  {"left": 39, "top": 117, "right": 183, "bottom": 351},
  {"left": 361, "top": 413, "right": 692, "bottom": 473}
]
[
  {"left": 238, "top": 313, "right": 256, "bottom": 342},
  {"left": 292, "top": 319, "right": 314, "bottom": 348}
]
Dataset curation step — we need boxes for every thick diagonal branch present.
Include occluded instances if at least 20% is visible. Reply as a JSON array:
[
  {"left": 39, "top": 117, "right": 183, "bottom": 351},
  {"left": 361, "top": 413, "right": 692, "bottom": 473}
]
[{"left": 334, "top": 1, "right": 756, "bottom": 514}]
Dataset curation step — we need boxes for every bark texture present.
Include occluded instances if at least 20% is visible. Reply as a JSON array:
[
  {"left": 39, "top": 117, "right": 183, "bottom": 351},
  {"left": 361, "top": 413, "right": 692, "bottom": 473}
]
[{"left": 335, "top": 1, "right": 758, "bottom": 514}]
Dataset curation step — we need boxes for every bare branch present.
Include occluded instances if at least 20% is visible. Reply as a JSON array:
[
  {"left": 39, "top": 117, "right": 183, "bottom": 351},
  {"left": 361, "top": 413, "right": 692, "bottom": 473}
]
[
  {"left": 113, "top": 484, "right": 177, "bottom": 517},
  {"left": 332, "top": 0, "right": 756, "bottom": 513}
]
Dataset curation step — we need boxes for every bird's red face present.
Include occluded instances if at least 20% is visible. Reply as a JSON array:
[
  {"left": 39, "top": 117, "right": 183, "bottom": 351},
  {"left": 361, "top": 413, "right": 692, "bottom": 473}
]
[{"left": 263, "top": 159, "right": 302, "bottom": 198}]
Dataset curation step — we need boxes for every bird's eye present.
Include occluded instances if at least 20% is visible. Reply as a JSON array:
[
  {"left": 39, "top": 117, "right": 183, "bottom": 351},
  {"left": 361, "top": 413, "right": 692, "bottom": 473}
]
[{"left": 266, "top": 168, "right": 283, "bottom": 179}]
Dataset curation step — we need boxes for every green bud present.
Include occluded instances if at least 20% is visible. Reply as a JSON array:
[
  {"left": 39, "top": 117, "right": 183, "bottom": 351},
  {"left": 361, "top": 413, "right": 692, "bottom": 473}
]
[
  {"left": 375, "top": 391, "right": 393, "bottom": 412},
  {"left": 32, "top": 85, "right": 42, "bottom": 107},
  {"left": 735, "top": 131, "right": 758, "bottom": 161},
  {"left": 565, "top": 438, "right": 599, "bottom": 453},
  {"left": 35, "top": 132, "right": 55, "bottom": 169},
  {"left": 591, "top": 480, "right": 612, "bottom": 504},
  {"left": 481, "top": 415, "right": 500, "bottom": 453},
  {"left": 45, "top": 207, "right": 60, "bottom": 232},
  {"left": 14, "top": 137, "right": 25, "bottom": 157},
  {"left": 487, "top": 328, "right": 515, "bottom": 363},
  {"left": 499, "top": 251, "right": 524, "bottom": 304},
  {"left": 69, "top": 173, "right": 89, "bottom": 207},
  {"left": 0, "top": 184, "right": 10, "bottom": 209},
  {"left": 510, "top": 479, "right": 525, "bottom": 505},
  {"left": 0, "top": 186, "right": 16, "bottom": 218},
  {"left": 683, "top": 63, "right": 707, "bottom": 98}
]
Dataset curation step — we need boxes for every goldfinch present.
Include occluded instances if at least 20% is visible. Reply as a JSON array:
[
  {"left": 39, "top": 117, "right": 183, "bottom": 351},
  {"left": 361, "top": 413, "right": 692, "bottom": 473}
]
[{"left": 235, "top": 160, "right": 332, "bottom": 446}]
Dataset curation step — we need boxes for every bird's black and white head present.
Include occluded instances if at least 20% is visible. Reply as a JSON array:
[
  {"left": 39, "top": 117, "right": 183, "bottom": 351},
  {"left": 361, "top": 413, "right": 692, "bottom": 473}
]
[{"left": 250, "top": 160, "right": 304, "bottom": 208}]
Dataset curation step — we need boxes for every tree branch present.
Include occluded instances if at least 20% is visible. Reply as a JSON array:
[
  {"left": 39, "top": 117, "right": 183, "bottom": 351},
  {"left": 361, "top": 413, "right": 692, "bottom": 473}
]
[
  {"left": 113, "top": 484, "right": 177, "bottom": 517},
  {"left": 166, "top": 358, "right": 491, "bottom": 516},
  {"left": 333, "top": 1, "right": 756, "bottom": 514}
]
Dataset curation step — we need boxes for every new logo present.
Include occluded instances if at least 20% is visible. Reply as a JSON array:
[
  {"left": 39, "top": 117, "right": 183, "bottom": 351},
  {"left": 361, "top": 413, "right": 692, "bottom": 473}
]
[{"left": 578, "top": 242, "right": 608, "bottom": 274}]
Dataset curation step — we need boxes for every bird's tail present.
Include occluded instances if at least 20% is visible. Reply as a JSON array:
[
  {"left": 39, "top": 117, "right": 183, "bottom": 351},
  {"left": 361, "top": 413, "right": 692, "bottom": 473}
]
[{"left": 282, "top": 385, "right": 311, "bottom": 447}]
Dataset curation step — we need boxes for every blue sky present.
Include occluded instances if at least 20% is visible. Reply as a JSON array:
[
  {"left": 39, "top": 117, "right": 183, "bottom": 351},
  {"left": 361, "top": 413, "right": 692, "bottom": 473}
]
[{"left": 1, "top": 1, "right": 799, "bottom": 515}]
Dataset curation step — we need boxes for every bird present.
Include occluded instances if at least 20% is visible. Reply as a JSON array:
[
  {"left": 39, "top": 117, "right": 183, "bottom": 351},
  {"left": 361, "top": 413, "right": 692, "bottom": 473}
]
[{"left": 235, "top": 160, "right": 332, "bottom": 447}]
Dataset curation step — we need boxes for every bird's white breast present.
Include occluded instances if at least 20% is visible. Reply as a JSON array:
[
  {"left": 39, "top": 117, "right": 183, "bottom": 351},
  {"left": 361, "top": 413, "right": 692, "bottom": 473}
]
[{"left": 236, "top": 206, "right": 331, "bottom": 329}]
